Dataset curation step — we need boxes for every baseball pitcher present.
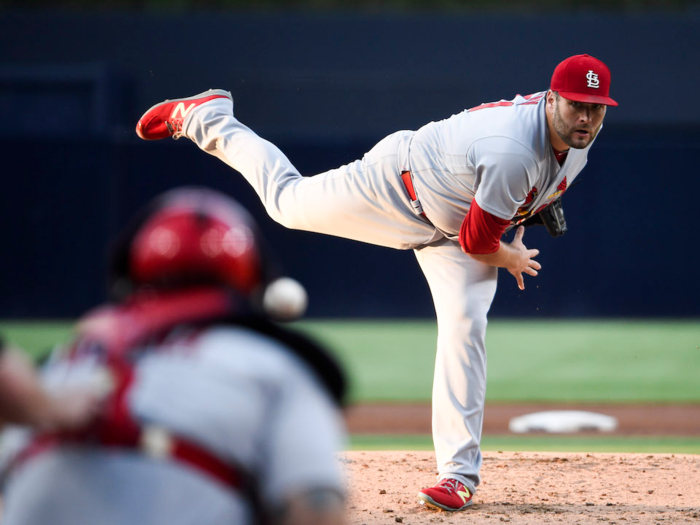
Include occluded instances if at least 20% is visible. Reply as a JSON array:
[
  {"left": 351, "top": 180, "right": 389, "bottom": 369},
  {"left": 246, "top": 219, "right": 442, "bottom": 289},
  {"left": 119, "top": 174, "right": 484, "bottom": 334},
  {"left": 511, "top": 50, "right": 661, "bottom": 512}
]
[{"left": 134, "top": 54, "right": 617, "bottom": 511}]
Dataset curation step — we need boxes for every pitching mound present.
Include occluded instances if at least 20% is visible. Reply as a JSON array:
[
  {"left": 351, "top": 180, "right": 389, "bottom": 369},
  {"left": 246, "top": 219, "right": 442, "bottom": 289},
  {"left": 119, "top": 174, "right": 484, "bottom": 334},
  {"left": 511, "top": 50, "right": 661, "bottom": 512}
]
[{"left": 342, "top": 451, "right": 699, "bottom": 524}]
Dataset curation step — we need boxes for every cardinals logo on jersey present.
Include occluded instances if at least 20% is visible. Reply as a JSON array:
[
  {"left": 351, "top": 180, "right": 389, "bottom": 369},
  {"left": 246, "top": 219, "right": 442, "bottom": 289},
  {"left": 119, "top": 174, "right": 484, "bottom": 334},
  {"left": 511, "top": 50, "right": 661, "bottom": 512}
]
[
  {"left": 511, "top": 187, "right": 539, "bottom": 226},
  {"left": 547, "top": 177, "right": 568, "bottom": 200},
  {"left": 515, "top": 187, "right": 538, "bottom": 217},
  {"left": 511, "top": 178, "right": 569, "bottom": 226}
]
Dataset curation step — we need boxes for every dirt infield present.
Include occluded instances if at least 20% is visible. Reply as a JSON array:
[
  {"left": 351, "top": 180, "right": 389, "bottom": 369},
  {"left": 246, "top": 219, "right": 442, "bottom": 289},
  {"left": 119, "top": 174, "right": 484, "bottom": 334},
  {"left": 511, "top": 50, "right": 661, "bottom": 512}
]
[
  {"left": 345, "top": 403, "right": 700, "bottom": 435},
  {"left": 344, "top": 404, "right": 700, "bottom": 524},
  {"left": 343, "top": 451, "right": 700, "bottom": 524}
]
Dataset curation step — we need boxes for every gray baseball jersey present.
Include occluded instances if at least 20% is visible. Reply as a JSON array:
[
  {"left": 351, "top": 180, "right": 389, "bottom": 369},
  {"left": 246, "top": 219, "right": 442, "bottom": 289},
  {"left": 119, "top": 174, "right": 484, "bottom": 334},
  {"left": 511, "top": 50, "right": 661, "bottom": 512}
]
[
  {"left": 0, "top": 325, "right": 346, "bottom": 525},
  {"left": 409, "top": 91, "right": 594, "bottom": 238},
  {"left": 138, "top": 89, "right": 596, "bottom": 494}
]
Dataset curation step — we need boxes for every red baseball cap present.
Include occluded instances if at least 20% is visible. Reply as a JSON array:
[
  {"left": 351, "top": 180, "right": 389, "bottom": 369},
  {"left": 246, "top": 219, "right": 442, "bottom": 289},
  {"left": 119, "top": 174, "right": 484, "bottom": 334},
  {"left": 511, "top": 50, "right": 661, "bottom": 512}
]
[{"left": 550, "top": 54, "right": 618, "bottom": 107}]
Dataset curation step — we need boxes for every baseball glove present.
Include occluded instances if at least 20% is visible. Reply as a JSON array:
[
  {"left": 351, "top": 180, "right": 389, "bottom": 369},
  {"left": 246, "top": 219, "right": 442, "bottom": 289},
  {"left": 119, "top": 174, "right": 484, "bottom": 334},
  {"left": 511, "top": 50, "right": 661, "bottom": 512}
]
[{"left": 521, "top": 197, "right": 567, "bottom": 237}]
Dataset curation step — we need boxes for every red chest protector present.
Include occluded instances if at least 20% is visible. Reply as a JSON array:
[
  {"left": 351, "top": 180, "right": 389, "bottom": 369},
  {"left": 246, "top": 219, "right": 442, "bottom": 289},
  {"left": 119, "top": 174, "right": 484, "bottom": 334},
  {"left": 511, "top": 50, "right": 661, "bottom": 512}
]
[{"left": 14, "top": 288, "right": 246, "bottom": 491}]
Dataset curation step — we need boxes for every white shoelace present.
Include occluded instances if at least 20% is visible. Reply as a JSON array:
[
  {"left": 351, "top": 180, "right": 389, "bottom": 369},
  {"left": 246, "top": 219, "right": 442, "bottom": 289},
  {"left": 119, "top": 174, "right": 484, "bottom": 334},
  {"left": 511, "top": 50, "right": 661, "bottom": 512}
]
[
  {"left": 165, "top": 120, "right": 184, "bottom": 140},
  {"left": 439, "top": 479, "right": 462, "bottom": 494}
]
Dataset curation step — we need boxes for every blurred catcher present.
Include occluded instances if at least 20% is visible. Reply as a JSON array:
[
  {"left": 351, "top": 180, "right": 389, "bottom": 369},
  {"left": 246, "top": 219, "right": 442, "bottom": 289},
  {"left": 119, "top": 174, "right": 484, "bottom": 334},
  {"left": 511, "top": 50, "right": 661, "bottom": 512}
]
[{"left": 0, "top": 187, "right": 348, "bottom": 525}]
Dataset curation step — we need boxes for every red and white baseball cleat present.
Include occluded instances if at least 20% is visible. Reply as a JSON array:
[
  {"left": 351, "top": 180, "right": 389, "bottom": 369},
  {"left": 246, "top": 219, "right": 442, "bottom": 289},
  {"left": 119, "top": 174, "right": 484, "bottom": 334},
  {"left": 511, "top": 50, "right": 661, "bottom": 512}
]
[
  {"left": 136, "top": 89, "right": 232, "bottom": 141},
  {"left": 418, "top": 478, "right": 473, "bottom": 511}
]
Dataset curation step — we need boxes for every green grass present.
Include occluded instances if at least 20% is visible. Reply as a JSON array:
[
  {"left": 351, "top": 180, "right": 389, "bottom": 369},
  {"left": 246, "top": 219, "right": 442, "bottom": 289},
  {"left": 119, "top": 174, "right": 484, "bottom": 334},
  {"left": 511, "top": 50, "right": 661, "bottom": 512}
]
[
  {"left": 294, "top": 319, "right": 700, "bottom": 403},
  {"left": 2, "top": 319, "right": 699, "bottom": 403},
  {"left": 296, "top": 320, "right": 439, "bottom": 402},
  {"left": 3, "top": 319, "right": 698, "bottom": 454},
  {"left": 0, "top": 321, "right": 75, "bottom": 359},
  {"left": 349, "top": 434, "right": 700, "bottom": 454},
  {"left": 485, "top": 320, "right": 700, "bottom": 403}
]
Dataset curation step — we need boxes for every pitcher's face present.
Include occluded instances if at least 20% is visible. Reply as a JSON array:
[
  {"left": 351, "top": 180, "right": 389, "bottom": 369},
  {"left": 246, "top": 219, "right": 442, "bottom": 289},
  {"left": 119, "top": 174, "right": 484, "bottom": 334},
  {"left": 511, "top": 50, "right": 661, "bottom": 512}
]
[{"left": 549, "top": 91, "right": 606, "bottom": 150}]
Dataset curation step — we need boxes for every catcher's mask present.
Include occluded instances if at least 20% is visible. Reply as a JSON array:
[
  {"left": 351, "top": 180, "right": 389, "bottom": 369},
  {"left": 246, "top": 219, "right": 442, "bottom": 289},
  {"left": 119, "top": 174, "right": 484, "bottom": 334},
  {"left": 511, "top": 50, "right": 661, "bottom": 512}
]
[{"left": 109, "top": 187, "right": 275, "bottom": 302}]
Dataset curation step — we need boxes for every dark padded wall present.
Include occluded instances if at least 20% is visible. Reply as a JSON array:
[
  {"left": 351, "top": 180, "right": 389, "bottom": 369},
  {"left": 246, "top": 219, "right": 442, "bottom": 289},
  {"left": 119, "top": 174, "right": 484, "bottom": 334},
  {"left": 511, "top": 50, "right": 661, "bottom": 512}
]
[{"left": 1, "top": 11, "right": 698, "bottom": 318}]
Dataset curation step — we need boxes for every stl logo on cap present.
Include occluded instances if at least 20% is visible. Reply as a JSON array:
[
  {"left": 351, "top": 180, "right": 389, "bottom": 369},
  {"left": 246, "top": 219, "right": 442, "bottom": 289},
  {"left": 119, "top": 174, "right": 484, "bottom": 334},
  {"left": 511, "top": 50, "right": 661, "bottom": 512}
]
[
  {"left": 586, "top": 70, "right": 599, "bottom": 89},
  {"left": 550, "top": 54, "right": 618, "bottom": 106}
]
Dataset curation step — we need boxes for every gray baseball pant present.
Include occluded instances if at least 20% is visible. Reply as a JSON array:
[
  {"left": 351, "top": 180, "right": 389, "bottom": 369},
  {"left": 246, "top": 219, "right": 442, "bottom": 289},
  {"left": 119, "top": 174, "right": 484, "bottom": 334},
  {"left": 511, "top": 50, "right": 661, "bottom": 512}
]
[{"left": 183, "top": 99, "right": 499, "bottom": 493}]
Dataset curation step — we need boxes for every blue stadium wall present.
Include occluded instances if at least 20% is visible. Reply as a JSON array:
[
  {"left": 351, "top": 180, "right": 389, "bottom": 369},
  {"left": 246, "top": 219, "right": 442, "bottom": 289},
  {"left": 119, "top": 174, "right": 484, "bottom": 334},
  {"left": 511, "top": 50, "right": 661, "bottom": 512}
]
[{"left": 1, "top": 11, "right": 698, "bottom": 318}]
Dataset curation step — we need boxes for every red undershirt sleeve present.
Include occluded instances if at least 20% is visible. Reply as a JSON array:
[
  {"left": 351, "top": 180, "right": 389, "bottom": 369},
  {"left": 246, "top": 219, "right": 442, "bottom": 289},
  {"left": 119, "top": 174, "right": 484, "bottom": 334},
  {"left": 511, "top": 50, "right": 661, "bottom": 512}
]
[{"left": 459, "top": 199, "right": 510, "bottom": 254}]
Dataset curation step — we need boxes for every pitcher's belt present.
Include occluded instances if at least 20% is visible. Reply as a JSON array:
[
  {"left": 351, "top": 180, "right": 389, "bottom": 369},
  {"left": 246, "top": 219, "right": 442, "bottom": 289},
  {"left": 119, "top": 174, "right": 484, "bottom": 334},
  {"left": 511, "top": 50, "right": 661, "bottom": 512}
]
[{"left": 400, "top": 170, "right": 427, "bottom": 218}]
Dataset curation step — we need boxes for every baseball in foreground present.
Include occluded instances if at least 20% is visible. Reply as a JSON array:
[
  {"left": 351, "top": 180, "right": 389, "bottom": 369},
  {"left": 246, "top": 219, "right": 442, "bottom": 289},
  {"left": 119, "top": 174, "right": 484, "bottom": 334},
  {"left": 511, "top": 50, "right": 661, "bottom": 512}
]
[{"left": 263, "top": 277, "right": 308, "bottom": 321}]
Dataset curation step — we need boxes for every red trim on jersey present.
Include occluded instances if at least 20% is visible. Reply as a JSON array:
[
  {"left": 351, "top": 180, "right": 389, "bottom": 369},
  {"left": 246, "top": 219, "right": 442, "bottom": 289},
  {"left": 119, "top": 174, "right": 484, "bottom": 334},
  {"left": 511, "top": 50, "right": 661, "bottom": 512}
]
[
  {"left": 519, "top": 93, "right": 545, "bottom": 106},
  {"left": 468, "top": 101, "right": 514, "bottom": 112},
  {"left": 468, "top": 93, "right": 544, "bottom": 112},
  {"left": 459, "top": 199, "right": 510, "bottom": 255}
]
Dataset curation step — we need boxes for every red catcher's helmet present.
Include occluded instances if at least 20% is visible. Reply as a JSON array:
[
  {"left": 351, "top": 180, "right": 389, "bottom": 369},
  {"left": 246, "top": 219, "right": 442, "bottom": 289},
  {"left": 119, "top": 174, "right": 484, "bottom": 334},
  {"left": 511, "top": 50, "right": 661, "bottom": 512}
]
[{"left": 109, "top": 188, "right": 269, "bottom": 299}]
